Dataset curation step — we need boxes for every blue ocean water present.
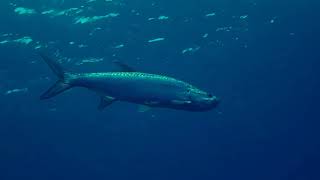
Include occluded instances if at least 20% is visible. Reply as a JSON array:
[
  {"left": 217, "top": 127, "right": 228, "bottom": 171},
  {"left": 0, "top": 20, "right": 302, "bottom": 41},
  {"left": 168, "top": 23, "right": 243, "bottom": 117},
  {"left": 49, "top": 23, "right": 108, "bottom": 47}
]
[{"left": 0, "top": 0, "right": 319, "bottom": 179}]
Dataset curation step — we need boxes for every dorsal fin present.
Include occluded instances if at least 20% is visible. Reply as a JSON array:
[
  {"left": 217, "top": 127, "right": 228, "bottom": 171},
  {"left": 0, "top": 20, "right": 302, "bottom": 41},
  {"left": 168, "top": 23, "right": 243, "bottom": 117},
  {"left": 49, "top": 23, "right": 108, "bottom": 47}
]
[{"left": 113, "top": 60, "right": 136, "bottom": 72}]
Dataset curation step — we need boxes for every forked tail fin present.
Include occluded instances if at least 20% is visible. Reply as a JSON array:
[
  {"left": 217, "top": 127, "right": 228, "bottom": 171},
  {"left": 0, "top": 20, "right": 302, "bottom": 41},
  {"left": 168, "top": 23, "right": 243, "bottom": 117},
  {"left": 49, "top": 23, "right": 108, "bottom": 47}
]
[{"left": 39, "top": 53, "right": 74, "bottom": 100}]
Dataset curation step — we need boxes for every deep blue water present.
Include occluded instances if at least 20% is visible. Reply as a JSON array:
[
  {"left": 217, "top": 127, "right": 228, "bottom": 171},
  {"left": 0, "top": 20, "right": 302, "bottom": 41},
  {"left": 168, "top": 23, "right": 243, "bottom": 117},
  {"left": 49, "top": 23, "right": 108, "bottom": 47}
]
[{"left": 0, "top": 0, "right": 319, "bottom": 180}]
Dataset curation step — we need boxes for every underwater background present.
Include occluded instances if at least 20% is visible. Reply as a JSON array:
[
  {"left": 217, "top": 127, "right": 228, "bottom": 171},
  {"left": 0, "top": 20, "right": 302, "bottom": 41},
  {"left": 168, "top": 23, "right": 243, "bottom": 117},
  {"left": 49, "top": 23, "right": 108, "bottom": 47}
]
[{"left": 0, "top": 0, "right": 319, "bottom": 179}]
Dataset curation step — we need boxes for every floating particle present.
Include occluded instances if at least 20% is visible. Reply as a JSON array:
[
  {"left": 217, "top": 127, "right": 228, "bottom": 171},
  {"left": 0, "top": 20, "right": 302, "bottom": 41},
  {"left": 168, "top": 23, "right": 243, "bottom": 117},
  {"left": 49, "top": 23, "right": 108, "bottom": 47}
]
[
  {"left": 5, "top": 88, "right": 28, "bottom": 95},
  {"left": 1, "top": 33, "right": 13, "bottom": 37},
  {"left": 114, "top": 44, "right": 124, "bottom": 48},
  {"left": 158, "top": 15, "right": 169, "bottom": 20},
  {"left": 13, "top": 37, "right": 33, "bottom": 44},
  {"left": 89, "top": 27, "right": 102, "bottom": 36},
  {"left": 205, "top": 12, "right": 216, "bottom": 17},
  {"left": 216, "top": 26, "right": 232, "bottom": 32},
  {"left": 78, "top": 44, "right": 88, "bottom": 48},
  {"left": 148, "top": 15, "right": 169, "bottom": 21},
  {"left": 49, "top": 108, "right": 57, "bottom": 112},
  {"left": 148, "top": 38, "right": 165, "bottom": 43},
  {"left": 240, "top": 15, "right": 248, "bottom": 19},
  {"left": 34, "top": 45, "right": 43, "bottom": 49},
  {"left": 41, "top": 10, "right": 55, "bottom": 15},
  {"left": 0, "top": 36, "right": 34, "bottom": 45},
  {"left": 14, "top": 7, "right": 36, "bottom": 15},
  {"left": 0, "top": 40, "right": 9, "bottom": 44},
  {"left": 181, "top": 46, "right": 200, "bottom": 54},
  {"left": 269, "top": 17, "right": 277, "bottom": 24},
  {"left": 74, "top": 13, "right": 119, "bottom": 24},
  {"left": 76, "top": 58, "right": 104, "bottom": 65},
  {"left": 42, "top": 8, "right": 83, "bottom": 17}
]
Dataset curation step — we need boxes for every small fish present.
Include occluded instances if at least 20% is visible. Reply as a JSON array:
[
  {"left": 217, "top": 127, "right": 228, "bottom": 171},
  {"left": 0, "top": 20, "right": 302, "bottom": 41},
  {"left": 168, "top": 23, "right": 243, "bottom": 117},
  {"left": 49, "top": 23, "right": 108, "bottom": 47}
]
[{"left": 39, "top": 54, "right": 220, "bottom": 112}]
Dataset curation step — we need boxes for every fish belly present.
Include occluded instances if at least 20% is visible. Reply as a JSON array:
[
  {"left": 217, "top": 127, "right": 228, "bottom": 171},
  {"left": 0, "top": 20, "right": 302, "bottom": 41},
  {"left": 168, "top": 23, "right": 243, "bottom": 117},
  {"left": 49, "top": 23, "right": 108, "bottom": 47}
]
[{"left": 85, "top": 77, "right": 186, "bottom": 103}]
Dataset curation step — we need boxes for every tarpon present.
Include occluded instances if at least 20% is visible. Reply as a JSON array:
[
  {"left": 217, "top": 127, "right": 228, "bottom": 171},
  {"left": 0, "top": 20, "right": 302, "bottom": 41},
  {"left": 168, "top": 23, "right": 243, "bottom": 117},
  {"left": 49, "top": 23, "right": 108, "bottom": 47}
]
[{"left": 40, "top": 54, "right": 220, "bottom": 111}]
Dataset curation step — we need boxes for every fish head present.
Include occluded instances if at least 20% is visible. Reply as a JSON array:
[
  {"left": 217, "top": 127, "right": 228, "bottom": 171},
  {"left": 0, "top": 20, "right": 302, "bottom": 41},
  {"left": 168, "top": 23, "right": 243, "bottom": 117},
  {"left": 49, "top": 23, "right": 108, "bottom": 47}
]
[{"left": 182, "top": 87, "right": 220, "bottom": 111}]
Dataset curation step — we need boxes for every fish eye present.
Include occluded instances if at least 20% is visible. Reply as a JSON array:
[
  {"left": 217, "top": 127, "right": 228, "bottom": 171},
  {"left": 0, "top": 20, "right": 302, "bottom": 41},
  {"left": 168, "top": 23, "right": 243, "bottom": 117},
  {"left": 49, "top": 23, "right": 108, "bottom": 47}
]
[{"left": 208, "top": 93, "right": 213, "bottom": 98}]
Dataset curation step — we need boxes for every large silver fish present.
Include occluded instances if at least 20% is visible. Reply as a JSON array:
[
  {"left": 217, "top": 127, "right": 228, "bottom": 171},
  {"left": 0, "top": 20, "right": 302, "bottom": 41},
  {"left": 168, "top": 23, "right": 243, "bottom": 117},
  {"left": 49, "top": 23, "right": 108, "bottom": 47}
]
[{"left": 40, "top": 54, "right": 220, "bottom": 111}]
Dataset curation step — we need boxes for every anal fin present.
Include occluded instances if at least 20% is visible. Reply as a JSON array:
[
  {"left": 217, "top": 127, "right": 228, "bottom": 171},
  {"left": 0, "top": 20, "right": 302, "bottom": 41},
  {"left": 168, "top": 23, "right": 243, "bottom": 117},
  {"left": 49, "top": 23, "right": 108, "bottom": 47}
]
[
  {"left": 98, "top": 96, "right": 116, "bottom": 111},
  {"left": 138, "top": 105, "right": 152, "bottom": 113}
]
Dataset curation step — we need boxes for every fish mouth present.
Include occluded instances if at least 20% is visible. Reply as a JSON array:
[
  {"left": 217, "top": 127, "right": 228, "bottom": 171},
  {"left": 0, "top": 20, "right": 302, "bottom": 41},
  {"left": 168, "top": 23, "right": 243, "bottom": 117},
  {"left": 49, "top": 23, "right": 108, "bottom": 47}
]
[
  {"left": 185, "top": 96, "right": 220, "bottom": 112},
  {"left": 210, "top": 97, "right": 220, "bottom": 108},
  {"left": 201, "top": 96, "right": 220, "bottom": 110}
]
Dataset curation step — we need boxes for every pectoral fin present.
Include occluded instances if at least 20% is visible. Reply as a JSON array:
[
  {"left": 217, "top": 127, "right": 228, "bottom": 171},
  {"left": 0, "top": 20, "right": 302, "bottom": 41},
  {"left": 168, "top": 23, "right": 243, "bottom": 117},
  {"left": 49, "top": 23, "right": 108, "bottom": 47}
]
[
  {"left": 171, "top": 100, "right": 192, "bottom": 105},
  {"left": 98, "top": 96, "right": 116, "bottom": 111}
]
